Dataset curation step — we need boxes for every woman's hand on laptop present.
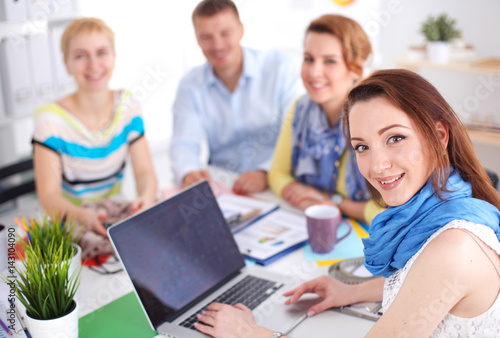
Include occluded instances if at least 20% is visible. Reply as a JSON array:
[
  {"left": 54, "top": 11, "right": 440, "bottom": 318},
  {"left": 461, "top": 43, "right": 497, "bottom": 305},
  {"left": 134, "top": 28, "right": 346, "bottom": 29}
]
[
  {"left": 194, "top": 302, "right": 275, "bottom": 338},
  {"left": 283, "top": 276, "right": 361, "bottom": 317}
]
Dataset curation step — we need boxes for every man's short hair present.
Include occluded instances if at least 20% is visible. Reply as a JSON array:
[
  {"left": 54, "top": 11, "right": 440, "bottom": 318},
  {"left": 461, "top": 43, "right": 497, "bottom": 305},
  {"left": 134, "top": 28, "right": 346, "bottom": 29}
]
[{"left": 192, "top": 0, "right": 240, "bottom": 22}]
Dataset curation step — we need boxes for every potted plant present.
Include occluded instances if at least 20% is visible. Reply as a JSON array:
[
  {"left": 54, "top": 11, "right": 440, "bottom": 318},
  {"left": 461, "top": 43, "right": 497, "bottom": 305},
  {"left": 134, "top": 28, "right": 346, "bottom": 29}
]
[
  {"left": 22, "top": 215, "right": 82, "bottom": 291},
  {"left": 421, "top": 13, "right": 461, "bottom": 63},
  {"left": 13, "top": 241, "right": 80, "bottom": 337},
  {"left": 2, "top": 215, "right": 82, "bottom": 338}
]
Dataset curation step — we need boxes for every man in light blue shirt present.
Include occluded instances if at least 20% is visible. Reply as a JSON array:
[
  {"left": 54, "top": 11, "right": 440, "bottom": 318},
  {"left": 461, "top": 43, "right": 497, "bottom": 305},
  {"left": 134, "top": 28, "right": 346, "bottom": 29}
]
[{"left": 170, "top": 0, "right": 303, "bottom": 193}]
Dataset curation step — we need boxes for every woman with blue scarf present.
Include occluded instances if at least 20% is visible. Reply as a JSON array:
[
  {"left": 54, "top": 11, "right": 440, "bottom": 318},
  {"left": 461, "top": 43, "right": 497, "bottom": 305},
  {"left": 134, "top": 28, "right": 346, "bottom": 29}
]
[
  {"left": 268, "top": 14, "right": 384, "bottom": 224},
  {"left": 194, "top": 70, "right": 500, "bottom": 337}
]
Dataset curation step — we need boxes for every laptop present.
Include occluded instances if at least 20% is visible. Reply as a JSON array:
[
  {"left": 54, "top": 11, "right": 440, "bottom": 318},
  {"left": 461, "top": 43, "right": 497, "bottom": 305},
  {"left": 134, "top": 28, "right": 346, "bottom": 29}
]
[{"left": 108, "top": 180, "right": 316, "bottom": 337}]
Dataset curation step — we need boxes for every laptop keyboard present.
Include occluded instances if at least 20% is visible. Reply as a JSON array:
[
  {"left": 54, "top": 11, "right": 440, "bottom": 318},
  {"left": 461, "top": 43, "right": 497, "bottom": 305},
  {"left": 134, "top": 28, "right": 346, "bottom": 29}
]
[{"left": 179, "top": 275, "right": 283, "bottom": 330}]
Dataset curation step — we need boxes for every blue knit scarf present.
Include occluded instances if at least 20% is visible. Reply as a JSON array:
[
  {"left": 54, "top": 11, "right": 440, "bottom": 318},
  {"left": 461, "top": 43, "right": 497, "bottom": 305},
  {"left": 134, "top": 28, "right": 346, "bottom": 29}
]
[
  {"left": 363, "top": 169, "right": 500, "bottom": 278},
  {"left": 290, "top": 95, "right": 369, "bottom": 201}
]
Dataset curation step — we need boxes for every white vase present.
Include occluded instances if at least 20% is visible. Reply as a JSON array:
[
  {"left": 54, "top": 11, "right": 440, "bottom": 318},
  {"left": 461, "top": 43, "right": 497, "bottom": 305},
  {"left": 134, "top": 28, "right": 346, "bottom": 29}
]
[
  {"left": 427, "top": 41, "right": 451, "bottom": 63},
  {"left": 69, "top": 243, "right": 82, "bottom": 302},
  {"left": 26, "top": 300, "right": 78, "bottom": 338}
]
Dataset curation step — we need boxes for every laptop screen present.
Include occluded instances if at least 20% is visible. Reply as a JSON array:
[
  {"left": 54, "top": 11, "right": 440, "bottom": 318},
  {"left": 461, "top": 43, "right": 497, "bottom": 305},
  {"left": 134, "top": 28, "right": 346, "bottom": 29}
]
[{"left": 108, "top": 181, "right": 245, "bottom": 328}]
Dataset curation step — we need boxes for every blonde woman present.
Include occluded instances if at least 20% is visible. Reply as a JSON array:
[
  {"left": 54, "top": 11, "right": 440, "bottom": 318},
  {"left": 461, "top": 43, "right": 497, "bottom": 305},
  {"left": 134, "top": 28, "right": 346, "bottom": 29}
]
[{"left": 33, "top": 18, "right": 157, "bottom": 236}]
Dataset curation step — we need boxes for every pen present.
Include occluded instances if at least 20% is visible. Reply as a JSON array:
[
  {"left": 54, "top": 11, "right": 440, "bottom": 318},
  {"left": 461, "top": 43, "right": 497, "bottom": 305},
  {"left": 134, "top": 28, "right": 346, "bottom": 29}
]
[
  {"left": 225, "top": 212, "right": 242, "bottom": 226},
  {"left": 371, "top": 302, "right": 383, "bottom": 315},
  {"left": 284, "top": 313, "right": 307, "bottom": 335},
  {"left": 0, "top": 317, "right": 12, "bottom": 335},
  {"left": 8, "top": 300, "right": 32, "bottom": 338},
  {"left": 227, "top": 208, "right": 262, "bottom": 226},
  {"left": 239, "top": 208, "right": 261, "bottom": 222}
]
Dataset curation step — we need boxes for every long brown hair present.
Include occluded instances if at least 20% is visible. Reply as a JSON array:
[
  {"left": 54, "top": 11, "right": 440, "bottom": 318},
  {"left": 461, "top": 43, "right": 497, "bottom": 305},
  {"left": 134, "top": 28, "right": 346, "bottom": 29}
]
[
  {"left": 343, "top": 69, "right": 500, "bottom": 209},
  {"left": 306, "top": 14, "right": 372, "bottom": 79}
]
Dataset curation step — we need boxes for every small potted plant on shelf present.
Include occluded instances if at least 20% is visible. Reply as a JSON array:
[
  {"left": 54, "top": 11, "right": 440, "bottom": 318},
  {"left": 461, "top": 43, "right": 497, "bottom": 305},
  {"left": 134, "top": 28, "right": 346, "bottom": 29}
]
[
  {"left": 2, "top": 215, "right": 82, "bottom": 338},
  {"left": 421, "top": 13, "right": 461, "bottom": 63}
]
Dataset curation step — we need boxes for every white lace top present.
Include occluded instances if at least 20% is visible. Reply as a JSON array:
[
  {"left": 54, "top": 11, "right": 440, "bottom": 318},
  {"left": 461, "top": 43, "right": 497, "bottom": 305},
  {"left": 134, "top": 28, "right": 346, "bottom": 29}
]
[{"left": 383, "top": 219, "right": 500, "bottom": 337}]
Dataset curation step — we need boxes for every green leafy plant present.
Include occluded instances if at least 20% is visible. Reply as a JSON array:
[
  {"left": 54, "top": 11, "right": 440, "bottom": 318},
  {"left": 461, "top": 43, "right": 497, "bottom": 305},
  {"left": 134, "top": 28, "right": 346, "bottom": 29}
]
[
  {"left": 1, "top": 215, "right": 82, "bottom": 320},
  {"left": 6, "top": 241, "right": 80, "bottom": 319},
  {"left": 24, "top": 215, "right": 81, "bottom": 261},
  {"left": 421, "top": 13, "right": 461, "bottom": 42}
]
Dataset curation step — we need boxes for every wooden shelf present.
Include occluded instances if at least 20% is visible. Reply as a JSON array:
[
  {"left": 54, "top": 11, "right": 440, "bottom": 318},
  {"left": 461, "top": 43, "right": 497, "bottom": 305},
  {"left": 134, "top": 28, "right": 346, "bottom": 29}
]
[
  {"left": 395, "top": 57, "right": 500, "bottom": 148},
  {"left": 467, "top": 128, "right": 500, "bottom": 147},
  {"left": 394, "top": 57, "right": 500, "bottom": 76}
]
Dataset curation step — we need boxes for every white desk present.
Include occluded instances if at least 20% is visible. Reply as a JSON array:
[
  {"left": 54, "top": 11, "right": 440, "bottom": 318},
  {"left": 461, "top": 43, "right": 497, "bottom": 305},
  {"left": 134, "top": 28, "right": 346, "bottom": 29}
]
[
  {"left": 84, "top": 155, "right": 375, "bottom": 337},
  {"left": 74, "top": 248, "right": 374, "bottom": 338},
  {"left": 0, "top": 145, "right": 375, "bottom": 337}
]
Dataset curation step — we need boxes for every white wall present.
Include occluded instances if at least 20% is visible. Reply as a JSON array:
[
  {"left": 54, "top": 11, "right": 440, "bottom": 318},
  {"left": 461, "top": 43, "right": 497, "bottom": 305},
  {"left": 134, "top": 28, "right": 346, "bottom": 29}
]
[{"left": 79, "top": 0, "right": 200, "bottom": 145}]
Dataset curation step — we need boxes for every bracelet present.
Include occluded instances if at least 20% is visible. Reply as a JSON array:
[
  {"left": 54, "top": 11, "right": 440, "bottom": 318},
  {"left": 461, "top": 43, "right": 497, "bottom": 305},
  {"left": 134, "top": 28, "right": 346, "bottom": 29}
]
[{"left": 271, "top": 332, "right": 284, "bottom": 338}]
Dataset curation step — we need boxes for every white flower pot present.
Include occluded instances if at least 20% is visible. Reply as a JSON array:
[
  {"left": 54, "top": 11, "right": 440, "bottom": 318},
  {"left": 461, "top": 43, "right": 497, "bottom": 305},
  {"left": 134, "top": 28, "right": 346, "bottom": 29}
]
[
  {"left": 69, "top": 243, "right": 82, "bottom": 302},
  {"left": 26, "top": 300, "right": 78, "bottom": 338},
  {"left": 427, "top": 41, "right": 451, "bottom": 63}
]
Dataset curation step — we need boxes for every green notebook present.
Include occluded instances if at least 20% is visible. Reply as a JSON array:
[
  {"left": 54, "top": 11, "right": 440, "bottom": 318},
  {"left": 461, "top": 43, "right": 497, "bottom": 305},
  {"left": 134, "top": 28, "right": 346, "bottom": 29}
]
[{"left": 79, "top": 292, "right": 157, "bottom": 338}]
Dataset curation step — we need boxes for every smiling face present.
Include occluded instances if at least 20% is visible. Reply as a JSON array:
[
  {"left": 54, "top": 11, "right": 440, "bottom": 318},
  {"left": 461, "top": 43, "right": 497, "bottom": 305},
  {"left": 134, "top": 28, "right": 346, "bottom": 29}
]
[
  {"left": 349, "top": 96, "right": 437, "bottom": 206},
  {"left": 65, "top": 32, "right": 115, "bottom": 92},
  {"left": 301, "top": 32, "right": 358, "bottom": 114},
  {"left": 194, "top": 9, "right": 243, "bottom": 76}
]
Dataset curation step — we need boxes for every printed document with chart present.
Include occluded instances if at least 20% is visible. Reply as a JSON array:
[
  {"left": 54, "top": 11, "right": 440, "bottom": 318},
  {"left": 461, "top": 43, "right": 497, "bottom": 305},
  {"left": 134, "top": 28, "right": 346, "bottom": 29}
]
[{"left": 234, "top": 209, "right": 308, "bottom": 265}]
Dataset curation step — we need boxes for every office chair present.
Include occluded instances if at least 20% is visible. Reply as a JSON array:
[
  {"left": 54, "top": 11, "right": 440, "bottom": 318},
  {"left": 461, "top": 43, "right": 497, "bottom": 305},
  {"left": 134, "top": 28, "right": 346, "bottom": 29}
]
[{"left": 0, "top": 158, "right": 35, "bottom": 206}]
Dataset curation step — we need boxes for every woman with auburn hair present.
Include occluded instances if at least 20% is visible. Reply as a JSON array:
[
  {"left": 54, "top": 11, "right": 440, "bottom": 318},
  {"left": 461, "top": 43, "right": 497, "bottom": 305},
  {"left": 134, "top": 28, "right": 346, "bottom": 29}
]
[
  {"left": 344, "top": 69, "right": 500, "bottom": 208},
  {"left": 195, "top": 69, "right": 500, "bottom": 337},
  {"left": 33, "top": 18, "right": 157, "bottom": 239},
  {"left": 268, "top": 14, "right": 383, "bottom": 225}
]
